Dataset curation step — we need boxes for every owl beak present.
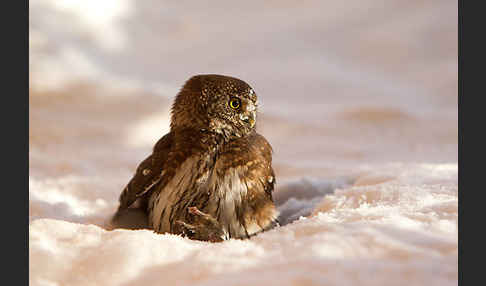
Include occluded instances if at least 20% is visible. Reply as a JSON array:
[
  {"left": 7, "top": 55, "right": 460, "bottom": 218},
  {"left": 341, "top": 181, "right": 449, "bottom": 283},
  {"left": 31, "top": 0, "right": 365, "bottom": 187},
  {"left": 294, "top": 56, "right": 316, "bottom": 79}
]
[
  {"left": 248, "top": 112, "right": 256, "bottom": 128},
  {"left": 241, "top": 111, "right": 256, "bottom": 128},
  {"left": 247, "top": 111, "right": 256, "bottom": 128},
  {"left": 241, "top": 101, "right": 256, "bottom": 128}
]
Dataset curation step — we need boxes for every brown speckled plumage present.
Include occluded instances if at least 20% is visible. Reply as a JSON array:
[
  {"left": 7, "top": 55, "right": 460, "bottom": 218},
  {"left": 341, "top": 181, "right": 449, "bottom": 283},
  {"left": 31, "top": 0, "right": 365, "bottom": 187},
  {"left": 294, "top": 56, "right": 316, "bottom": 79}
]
[{"left": 114, "top": 74, "right": 278, "bottom": 242}]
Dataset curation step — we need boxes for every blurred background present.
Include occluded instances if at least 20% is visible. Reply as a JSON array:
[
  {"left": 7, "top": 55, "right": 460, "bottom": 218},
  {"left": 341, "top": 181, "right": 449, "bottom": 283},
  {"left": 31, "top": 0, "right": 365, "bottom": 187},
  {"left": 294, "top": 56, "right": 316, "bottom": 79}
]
[{"left": 29, "top": 0, "right": 457, "bottom": 221}]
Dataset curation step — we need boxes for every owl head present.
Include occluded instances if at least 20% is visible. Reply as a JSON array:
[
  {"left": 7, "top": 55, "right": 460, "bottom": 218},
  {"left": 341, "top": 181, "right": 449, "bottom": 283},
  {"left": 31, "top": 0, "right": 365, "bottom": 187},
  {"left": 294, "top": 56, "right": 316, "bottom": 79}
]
[{"left": 171, "top": 74, "right": 259, "bottom": 139}]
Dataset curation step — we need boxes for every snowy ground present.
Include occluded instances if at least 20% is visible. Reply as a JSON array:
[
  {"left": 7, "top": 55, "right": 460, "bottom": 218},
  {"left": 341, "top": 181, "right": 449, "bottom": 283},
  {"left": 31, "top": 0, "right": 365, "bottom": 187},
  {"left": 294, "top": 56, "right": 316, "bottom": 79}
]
[{"left": 29, "top": 1, "right": 457, "bottom": 285}]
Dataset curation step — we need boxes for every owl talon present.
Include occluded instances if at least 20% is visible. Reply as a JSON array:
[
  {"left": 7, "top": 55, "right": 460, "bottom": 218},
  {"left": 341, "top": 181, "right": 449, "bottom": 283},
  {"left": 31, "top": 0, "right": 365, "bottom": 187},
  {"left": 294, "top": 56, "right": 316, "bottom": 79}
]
[
  {"left": 187, "top": 206, "right": 219, "bottom": 225},
  {"left": 181, "top": 207, "right": 225, "bottom": 242},
  {"left": 176, "top": 220, "right": 196, "bottom": 236},
  {"left": 188, "top": 206, "right": 205, "bottom": 216}
]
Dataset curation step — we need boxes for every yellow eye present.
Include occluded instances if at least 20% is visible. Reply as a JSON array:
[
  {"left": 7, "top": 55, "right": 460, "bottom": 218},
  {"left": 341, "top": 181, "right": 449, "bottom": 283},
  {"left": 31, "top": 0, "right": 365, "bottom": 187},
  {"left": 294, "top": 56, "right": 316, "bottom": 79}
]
[{"left": 229, "top": 97, "right": 241, "bottom": 109}]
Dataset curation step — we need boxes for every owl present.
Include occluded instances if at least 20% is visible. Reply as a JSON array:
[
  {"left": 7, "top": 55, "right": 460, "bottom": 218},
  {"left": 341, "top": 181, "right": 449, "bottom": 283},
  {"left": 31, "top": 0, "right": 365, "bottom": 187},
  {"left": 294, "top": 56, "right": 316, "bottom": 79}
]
[{"left": 113, "top": 74, "right": 279, "bottom": 242}]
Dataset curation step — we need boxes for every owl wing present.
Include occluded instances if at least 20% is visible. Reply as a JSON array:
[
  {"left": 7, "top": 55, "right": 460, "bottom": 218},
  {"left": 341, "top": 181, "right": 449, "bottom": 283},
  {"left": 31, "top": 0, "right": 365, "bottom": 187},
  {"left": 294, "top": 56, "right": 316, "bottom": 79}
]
[
  {"left": 244, "top": 133, "right": 279, "bottom": 231},
  {"left": 253, "top": 134, "right": 276, "bottom": 198},
  {"left": 116, "top": 132, "right": 173, "bottom": 211},
  {"left": 250, "top": 133, "right": 276, "bottom": 197},
  {"left": 217, "top": 132, "right": 278, "bottom": 236},
  {"left": 221, "top": 132, "right": 275, "bottom": 196}
]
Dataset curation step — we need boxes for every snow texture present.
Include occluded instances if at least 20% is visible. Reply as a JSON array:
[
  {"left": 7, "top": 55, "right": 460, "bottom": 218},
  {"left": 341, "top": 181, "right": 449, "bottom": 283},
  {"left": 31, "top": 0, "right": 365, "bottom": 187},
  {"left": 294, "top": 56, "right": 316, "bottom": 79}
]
[{"left": 30, "top": 0, "right": 457, "bottom": 285}]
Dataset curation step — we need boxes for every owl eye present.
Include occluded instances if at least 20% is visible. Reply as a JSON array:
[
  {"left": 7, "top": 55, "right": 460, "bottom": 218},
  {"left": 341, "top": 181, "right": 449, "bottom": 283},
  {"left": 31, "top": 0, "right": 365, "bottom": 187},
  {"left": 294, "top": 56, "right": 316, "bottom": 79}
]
[{"left": 229, "top": 97, "right": 241, "bottom": 109}]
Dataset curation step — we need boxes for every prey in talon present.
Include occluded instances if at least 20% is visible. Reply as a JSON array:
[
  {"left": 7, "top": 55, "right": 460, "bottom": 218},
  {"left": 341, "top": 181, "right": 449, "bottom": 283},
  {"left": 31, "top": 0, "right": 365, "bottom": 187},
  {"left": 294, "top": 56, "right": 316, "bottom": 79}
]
[
  {"left": 113, "top": 74, "right": 279, "bottom": 242},
  {"left": 176, "top": 207, "right": 225, "bottom": 242}
]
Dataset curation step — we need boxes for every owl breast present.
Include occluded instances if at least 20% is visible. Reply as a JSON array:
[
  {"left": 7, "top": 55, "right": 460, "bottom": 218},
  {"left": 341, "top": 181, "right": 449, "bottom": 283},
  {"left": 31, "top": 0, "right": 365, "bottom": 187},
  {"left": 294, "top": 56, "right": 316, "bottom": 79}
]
[{"left": 148, "top": 149, "right": 278, "bottom": 239}]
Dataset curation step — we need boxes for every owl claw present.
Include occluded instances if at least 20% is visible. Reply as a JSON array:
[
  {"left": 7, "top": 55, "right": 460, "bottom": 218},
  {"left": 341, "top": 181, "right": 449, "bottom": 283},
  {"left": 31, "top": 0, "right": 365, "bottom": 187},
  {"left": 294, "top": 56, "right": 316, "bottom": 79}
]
[
  {"left": 176, "top": 220, "right": 196, "bottom": 235},
  {"left": 188, "top": 206, "right": 205, "bottom": 216},
  {"left": 178, "top": 207, "right": 225, "bottom": 242},
  {"left": 176, "top": 220, "right": 194, "bottom": 229},
  {"left": 187, "top": 206, "right": 220, "bottom": 226}
]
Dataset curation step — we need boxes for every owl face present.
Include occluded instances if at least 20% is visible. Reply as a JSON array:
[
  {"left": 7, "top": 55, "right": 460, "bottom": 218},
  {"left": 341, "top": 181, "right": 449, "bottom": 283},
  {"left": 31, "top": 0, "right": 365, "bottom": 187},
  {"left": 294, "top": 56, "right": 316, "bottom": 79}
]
[
  {"left": 202, "top": 79, "right": 258, "bottom": 138},
  {"left": 171, "top": 74, "right": 259, "bottom": 139}
]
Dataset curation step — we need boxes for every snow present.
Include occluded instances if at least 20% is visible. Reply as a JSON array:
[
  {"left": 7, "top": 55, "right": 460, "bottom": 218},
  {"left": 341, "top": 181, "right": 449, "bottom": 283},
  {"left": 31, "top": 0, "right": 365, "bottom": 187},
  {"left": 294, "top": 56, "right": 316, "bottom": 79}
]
[
  {"left": 30, "top": 165, "right": 457, "bottom": 286},
  {"left": 29, "top": 0, "right": 457, "bottom": 285}
]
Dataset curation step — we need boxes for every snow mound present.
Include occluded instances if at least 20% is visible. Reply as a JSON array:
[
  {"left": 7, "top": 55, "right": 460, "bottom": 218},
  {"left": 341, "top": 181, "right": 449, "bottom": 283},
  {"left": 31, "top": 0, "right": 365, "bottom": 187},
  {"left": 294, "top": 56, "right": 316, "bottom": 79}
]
[{"left": 30, "top": 164, "right": 457, "bottom": 286}]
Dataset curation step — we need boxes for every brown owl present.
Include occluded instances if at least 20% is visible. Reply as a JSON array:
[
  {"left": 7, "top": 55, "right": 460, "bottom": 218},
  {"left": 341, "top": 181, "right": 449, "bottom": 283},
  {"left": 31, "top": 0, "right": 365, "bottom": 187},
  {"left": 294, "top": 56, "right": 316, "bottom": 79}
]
[{"left": 113, "top": 74, "right": 279, "bottom": 242}]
